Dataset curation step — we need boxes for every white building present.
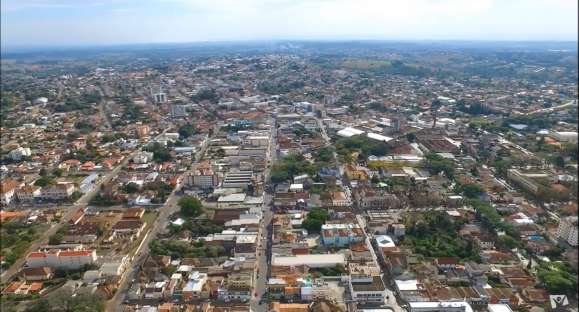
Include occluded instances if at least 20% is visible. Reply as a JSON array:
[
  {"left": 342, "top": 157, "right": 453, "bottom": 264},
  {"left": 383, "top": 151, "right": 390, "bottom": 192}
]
[
  {"left": 26, "top": 249, "right": 97, "bottom": 270},
  {"left": 8, "top": 147, "right": 32, "bottom": 161},
  {"left": 550, "top": 131, "right": 578, "bottom": 143},
  {"left": 133, "top": 151, "right": 154, "bottom": 164},
  {"left": 409, "top": 302, "right": 473, "bottom": 312},
  {"left": 348, "top": 274, "right": 388, "bottom": 304},
  {"left": 557, "top": 216, "right": 578, "bottom": 246},
  {"left": 272, "top": 254, "right": 345, "bottom": 268},
  {"left": 40, "top": 182, "right": 75, "bottom": 200}
]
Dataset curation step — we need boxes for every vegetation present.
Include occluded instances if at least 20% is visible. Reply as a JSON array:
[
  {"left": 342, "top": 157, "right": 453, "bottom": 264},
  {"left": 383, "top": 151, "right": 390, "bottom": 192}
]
[
  {"left": 302, "top": 208, "right": 329, "bottom": 233},
  {"left": 311, "top": 264, "right": 346, "bottom": 277},
  {"left": 424, "top": 152, "right": 455, "bottom": 179},
  {"left": 404, "top": 212, "right": 480, "bottom": 262},
  {"left": 178, "top": 123, "right": 197, "bottom": 138},
  {"left": 191, "top": 88, "right": 219, "bottom": 103},
  {"left": 537, "top": 261, "right": 578, "bottom": 296},
  {"left": 336, "top": 135, "right": 389, "bottom": 159},
  {"left": 270, "top": 155, "right": 317, "bottom": 183},
  {"left": 456, "top": 183, "right": 485, "bottom": 199},
  {"left": 144, "top": 142, "right": 172, "bottom": 163},
  {"left": 313, "top": 147, "right": 334, "bottom": 162},
  {"left": 168, "top": 219, "right": 223, "bottom": 237},
  {"left": 178, "top": 196, "right": 203, "bottom": 217},
  {"left": 23, "top": 290, "right": 105, "bottom": 312},
  {"left": 0, "top": 222, "right": 48, "bottom": 269},
  {"left": 150, "top": 239, "right": 225, "bottom": 258}
]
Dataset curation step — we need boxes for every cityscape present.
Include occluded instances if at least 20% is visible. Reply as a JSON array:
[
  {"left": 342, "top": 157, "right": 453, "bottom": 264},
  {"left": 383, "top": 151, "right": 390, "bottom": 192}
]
[{"left": 0, "top": 1, "right": 578, "bottom": 312}]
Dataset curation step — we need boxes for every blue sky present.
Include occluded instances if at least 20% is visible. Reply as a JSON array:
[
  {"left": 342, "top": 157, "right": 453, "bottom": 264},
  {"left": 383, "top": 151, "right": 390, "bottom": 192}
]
[{"left": 1, "top": 0, "right": 577, "bottom": 47}]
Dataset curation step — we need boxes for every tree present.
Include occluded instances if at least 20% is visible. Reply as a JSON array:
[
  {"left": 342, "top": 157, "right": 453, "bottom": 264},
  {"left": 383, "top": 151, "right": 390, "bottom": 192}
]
[
  {"left": 123, "top": 182, "right": 139, "bottom": 194},
  {"left": 52, "top": 168, "right": 64, "bottom": 177},
  {"left": 552, "top": 155, "right": 565, "bottom": 168},
  {"left": 371, "top": 175, "right": 380, "bottom": 184},
  {"left": 460, "top": 184, "right": 485, "bottom": 199},
  {"left": 178, "top": 124, "right": 196, "bottom": 138},
  {"left": 303, "top": 208, "right": 329, "bottom": 233},
  {"left": 178, "top": 196, "right": 202, "bottom": 217}
]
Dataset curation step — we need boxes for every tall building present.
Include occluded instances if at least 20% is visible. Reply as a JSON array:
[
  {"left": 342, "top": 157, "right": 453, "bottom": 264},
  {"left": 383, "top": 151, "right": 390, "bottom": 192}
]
[
  {"left": 171, "top": 104, "right": 187, "bottom": 118},
  {"left": 154, "top": 92, "right": 167, "bottom": 104},
  {"left": 557, "top": 216, "right": 578, "bottom": 246}
]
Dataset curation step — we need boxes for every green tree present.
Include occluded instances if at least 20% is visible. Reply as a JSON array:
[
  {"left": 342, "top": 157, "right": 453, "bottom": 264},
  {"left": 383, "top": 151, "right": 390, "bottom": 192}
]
[
  {"left": 178, "top": 124, "right": 197, "bottom": 138},
  {"left": 123, "top": 182, "right": 140, "bottom": 194},
  {"left": 178, "top": 196, "right": 202, "bottom": 217}
]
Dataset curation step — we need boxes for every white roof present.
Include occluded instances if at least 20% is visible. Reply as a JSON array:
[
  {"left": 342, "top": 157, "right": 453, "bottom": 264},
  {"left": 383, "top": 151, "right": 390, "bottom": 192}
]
[
  {"left": 218, "top": 193, "right": 247, "bottom": 202},
  {"left": 409, "top": 302, "right": 472, "bottom": 312},
  {"left": 367, "top": 132, "right": 393, "bottom": 142},
  {"left": 488, "top": 304, "right": 513, "bottom": 312},
  {"left": 375, "top": 235, "right": 396, "bottom": 248},
  {"left": 395, "top": 279, "right": 418, "bottom": 291},
  {"left": 289, "top": 184, "right": 304, "bottom": 190},
  {"left": 272, "top": 254, "right": 345, "bottom": 267},
  {"left": 337, "top": 127, "right": 364, "bottom": 137},
  {"left": 171, "top": 218, "right": 185, "bottom": 226}
]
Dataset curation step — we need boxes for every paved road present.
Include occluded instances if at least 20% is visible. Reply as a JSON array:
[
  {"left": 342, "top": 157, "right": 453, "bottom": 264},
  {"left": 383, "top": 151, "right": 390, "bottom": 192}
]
[
  {"left": 0, "top": 147, "right": 141, "bottom": 285},
  {"left": 250, "top": 118, "right": 277, "bottom": 312},
  {"left": 524, "top": 99, "right": 577, "bottom": 115},
  {"left": 106, "top": 136, "right": 211, "bottom": 312}
]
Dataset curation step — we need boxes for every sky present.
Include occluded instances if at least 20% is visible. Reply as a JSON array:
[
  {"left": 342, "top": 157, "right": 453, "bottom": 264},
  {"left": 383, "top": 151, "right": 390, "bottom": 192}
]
[{"left": 1, "top": 0, "right": 577, "bottom": 48}]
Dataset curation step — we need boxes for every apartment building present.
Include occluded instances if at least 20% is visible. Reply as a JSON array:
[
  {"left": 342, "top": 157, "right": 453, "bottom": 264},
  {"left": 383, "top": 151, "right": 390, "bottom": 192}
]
[
  {"left": 557, "top": 216, "right": 578, "bottom": 246},
  {"left": 26, "top": 249, "right": 97, "bottom": 269}
]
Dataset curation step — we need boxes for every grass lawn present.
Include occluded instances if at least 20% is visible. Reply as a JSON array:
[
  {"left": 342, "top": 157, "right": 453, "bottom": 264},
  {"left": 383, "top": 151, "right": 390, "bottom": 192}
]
[{"left": 0, "top": 222, "right": 50, "bottom": 270}]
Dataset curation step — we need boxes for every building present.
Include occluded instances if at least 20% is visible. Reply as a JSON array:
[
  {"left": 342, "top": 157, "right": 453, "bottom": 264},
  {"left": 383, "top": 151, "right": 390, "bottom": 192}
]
[
  {"left": 506, "top": 169, "right": 548, "bottom": 194},
  {"left": 557, "top": 216, "right": 578, "bottom": 246},
  {"left": 16, "top": 185, "right": 41, "bottom": 203},
  {"left": 550, "top": 131, "right": 578, "bottom": 143},
  {"left": 40, "top": 182, "right": 75, "bottom": 200},
  {"left": 1, "top": 179, "right": 24, "bottom": 206},
  {"left": 321, "top": 223, "right": 365, "bottom": 247},
  {"left": 26, "top": 249, "right": 97, "bottom": 269},
  {"left": 349, "top": 274, "right": 388, "bottom": 304},
  {"left": 9, "top": 147, "right": 32, "bottom": 161},
  {"left": 272, "top": 254, "right": 345, "bottom": 268},
  {"left": 171, "top": 104, "right": 187, "bottom": 118},
  {"left": 182, "top": 271, "right": 209, "bottom": 301},
  {"left": 222, "top": 171, "right": 253, "bottom": 189},
  {"left": 154, "top": 92, "right": 167, "bottom": 104},
  {"left": 186, "top": 161, "right": 219, "bottom": 189},
  {"left": 409, "top": 302, "right": 473, "bottom": 312},
  {"left": 21, "top": 267, "right": 54, "bottom": 281}
]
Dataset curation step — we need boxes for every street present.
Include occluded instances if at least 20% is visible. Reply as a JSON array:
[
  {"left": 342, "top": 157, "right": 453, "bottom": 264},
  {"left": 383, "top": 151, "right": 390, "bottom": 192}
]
[
  {"left": 106, "top": 134, "right": 211, "bottom": 311},
  {"left": 249, "top": 117, "right": 277, "bottom": 312}
]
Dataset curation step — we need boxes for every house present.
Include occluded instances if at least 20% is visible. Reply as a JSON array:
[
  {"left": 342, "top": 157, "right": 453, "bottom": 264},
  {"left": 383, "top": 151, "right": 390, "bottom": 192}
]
[
  {"left": 2, "top": 282, "right": 43, "bottom": 296},
  {"left": 111, "top": 220, "right": 145, "bottom": 239},
  {"left": 182, "top": 271, "right": 209, "bottom": 301},
  {"left": 63, "top": 223, "right": 100, "bottom": 244},
  {"left": 435, "top": 258, "right": 458, "bottom": 270},
  {"left": 122, "top": 207, "right": 145, "bottom": 220},
  {"left": 21, "top": 267, "right": 54, "bottom": 281},
  {"left": 81, "top": 161, "right": 96, "bottom": 171}
]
